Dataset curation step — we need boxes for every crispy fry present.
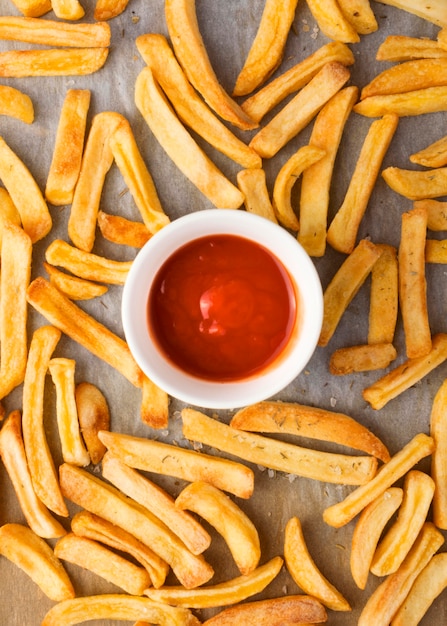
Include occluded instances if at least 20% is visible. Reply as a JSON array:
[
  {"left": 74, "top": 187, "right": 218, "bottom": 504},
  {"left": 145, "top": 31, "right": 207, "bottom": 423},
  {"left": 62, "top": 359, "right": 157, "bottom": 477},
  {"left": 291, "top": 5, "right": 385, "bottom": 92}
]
[
  {"left": 284, "top": 516, "right": 351, "bottom": 611},
  {"left": 368, "top": 244, "right": 398, "bottom": 345},
  {"left": 249, "top": 62, "right": 350, "bottom": 158},
  {"left": 97, "top": 429, "right": 255, "bottom": 499},
  {"left": 75, "top": 381, "right": 109, "bottom": 465},
  {"left": 327, "top": 114, "right": 399, "bottom": 254},
  {"left": 9, "top": 0, "right": 51, "bottom": 17},
  {"left": 357, "top": 523, "right": 444, "bottom": 626},
  {"left": 299, "top": 86, "right": 358, "bottom": 257},
  {"left": 55, "top": 533, "right": 151, "bottom": 596},
  {"left": 230, "top": 400, "right": 390, "bottom": 462},
  {"left": 22, "top": 325, "right": 69, "bottom": 518},
  {"left": 318, "top": 239, "right": 383, "bottom": 347},
  {"left": 94, "top": 0, "right": 130, "bottom": 20},
  {"left": 145, "top": 556, "right": 284, "bottom": 608},
  {"left": 51, "top": 0, "right": 84, "bottom": 20},
  {"left": 0, "top": 85, "right": 33, "bottom": 123},
  {"left": 135, "top": 67, "right": 244, "bottom": 210},
  {"left": 329, "top": 343, "right": 397, "bottom": 375},
  {"left": 0, "top": 523, "right": 74, "bottom": 601},
  {"left": 0, "top": 16, "right": 110, "bottom": 46},
  {"left": 272, "top": 145, "right": 326, "bottom": 229},
  {"left": 410, "top": 134, "right": 447, "bottom": 168},
  {"left": 416, "top": 199, "right": 447, "bottom": 230},
  {"left": 354, "top": 86, "right": 447, "bottom": 117},
  {"left": 49, "top": 358, "right": 91, "bottom": 467},
  {"left": 376, "top": 35, "right": 447, "bottom": 61},
  {"left": 323, "top": 433, "right": 435, "bottom": 528},
  {"left": 426, "top": 238, "right": 447, "bottom": 263},
  {"left": 27, "top": 277, "right": 144, "bottom": 388},
  {"left": 236, "top": 168, "right": 277, "bottom": 223},
  {"left": 59, "top": 463, "right": 213, "bottom": 589},
  {"left": 373, "top": 0, "right": 447, "bottom": 28},
  {"left": 383, "top": 164, "right": 447, "bottom": 199},
  {"left": 361, "top": 59, "right": 447, "bottom": 100},
  {"left": 337, "top": 0, "right": 378, "bottom": 34},
  {"left": 232, "top": 0, "right": 299, "bottom": 96},
  {"left": 45, "top": 89, "right": 91, "bottom": 206},
  {"left": 165, "top": 0, "right": 257, "bottom": 130},
  {"left": 0, "top": 188, "right": 21, "bottom": 246},
  {"left": 140, "top": 374, "right": 169, "bottom": 430},
  {"left": 439, "top": 28, "right": 447, "bottom": 51},
  {"left": 182, "top": 408, "right": 378, "bottom": 486},
  {"left": 0, "top": 411, "right": 66, "bottom": 538},
  {"left": 350, "top": 487, "right": 403, "bottom": 589},
  {"left": 0, "top": 48, "right": 109, "bottom": 77},
  {"left": 44, "top": 262, "right": 108, "bottom": 300},
  {"left": 0, "top": 136, "right": 51, "bottom": 242},
  {"left": 305, "top": 0, "right": 359, "bottom": 42},
  {"left": 97, "top": 210, "right": 152, "bottom": 248},
  {"left": 363, "top": 334, "right": 447, "bottom": 410},
  {"left": 176, "top": 481, "right": 260, "bottom": 574},
  {"left": 430, "top": 379, "right": 447, "bottom": 529},
  {"left": 102, "top": 453, "right": 211, "bottom": 556},
  {"left": 0, "top": 222, "right": 32, "bottom": 399}
]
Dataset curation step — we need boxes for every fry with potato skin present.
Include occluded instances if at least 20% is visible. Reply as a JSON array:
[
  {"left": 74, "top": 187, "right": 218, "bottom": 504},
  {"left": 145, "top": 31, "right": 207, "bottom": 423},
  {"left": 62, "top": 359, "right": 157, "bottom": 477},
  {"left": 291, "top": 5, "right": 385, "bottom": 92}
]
[
  {"left": 0, "top": 48, "right": 109, "bottom": 78},
  {"left": 305, "top": 0, "right": 360, "bottom": 42},
  {"left": 0, "top": 85, "right": 33, "bottom": 123},
  {"left": 75, "top": 381, "right": 110, "bottom": 465},
  {"left": 97, "top": 210, "right": 152, "bottom": 248},
  {"left": 383, "top": 164, "right": 447, "bottom": 199},
  {"left": 337, "top": 0, "right": 378, "bottom": 34},
  {"left": 410, "top": 134, "right": 447, "bottom": 168},
  {"left": 376, "top": 35, "right": 447, "bottom": 61},
  {"left": 0, "top": 17, "right": 110, "bottom": 46},
  {"left": 361, "top": 59, "right": 447, "bottom": 100},
  {"left": 44, "top": 262, "right": 109, "bottom": 301},
  {"left": 373, "top": 0, "right": 447, "bottom": 28},
  {"left": 354, "top": 86, "right": 447, "bottom": 118},
  {"left": 430, "top": 379, "right": 447, "bottom": 529}
]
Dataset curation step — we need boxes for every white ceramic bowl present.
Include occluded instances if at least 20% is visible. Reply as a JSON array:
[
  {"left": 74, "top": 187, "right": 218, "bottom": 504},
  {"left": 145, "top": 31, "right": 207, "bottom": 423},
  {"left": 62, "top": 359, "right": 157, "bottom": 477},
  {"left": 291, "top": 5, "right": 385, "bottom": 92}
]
[{"left": 122, "top": 209, "right": 323, "bottom": 409}]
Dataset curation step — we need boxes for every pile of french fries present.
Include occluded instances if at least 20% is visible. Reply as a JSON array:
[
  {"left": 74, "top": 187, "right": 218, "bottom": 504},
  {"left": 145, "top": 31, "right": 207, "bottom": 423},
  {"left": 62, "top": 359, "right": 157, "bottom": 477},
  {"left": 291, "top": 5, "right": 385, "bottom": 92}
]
[{"left": 1, "top": 0, "right": 447, "bottom": 624}]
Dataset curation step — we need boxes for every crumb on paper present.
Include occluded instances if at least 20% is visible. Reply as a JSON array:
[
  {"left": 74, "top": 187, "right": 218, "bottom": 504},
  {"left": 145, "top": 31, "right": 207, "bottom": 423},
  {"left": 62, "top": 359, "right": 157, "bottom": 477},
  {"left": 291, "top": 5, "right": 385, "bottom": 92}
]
[{"left": 330, "top": 396, "right": 337, "bottom": 407}]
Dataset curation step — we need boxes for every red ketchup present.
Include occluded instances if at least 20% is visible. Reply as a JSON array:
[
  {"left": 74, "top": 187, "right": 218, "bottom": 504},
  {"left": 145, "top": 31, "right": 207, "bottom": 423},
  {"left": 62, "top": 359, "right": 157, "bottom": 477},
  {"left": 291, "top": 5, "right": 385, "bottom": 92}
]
[{"left": 148, "top": 234, "right": 297, "bottom": 381}]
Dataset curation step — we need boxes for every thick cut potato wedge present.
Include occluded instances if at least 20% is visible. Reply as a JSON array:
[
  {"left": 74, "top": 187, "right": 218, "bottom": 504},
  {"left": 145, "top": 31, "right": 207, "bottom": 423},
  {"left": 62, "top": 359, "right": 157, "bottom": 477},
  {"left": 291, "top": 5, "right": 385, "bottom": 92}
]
[
  {"left": 95, "top": 0, "right": 130, "bottom": 20},
  {"left": 410, "top": 134, "right": 447, "bottom": 168},
  {"left": 415, "top": 199, "right": 447, "bottom": 230},
  {"left": 202, "top": 596, "right": 326, "bottom": 625},
  {"left": 75, "top": 381, "right": 110, "bottom": 465},
  {"left": 373, "top": 0, "right": 447, "bottom": 28},
  {"left": 0, "top": 85, "right": 33, "bottom": 123},
  {"left": 354, "top": 86, "right": 447, "bottom": 117},
  {"left": 377, "top": 35, "right": 447, "bottom": 61},
  {"left": 97, "top": 210, "right": 152, "bottom": 248},
  {"left": 361, "top": 59, "right": 447, "bottom": 99},
  {"left": 0, "top": 48, "right": 108, "bottom": 77},
  {"left": 0, "top": 16, "right": 110, "bottom": 46},
  {"left": 383, "top": 165, "right": 447, "bottom": 199},
  {"left": 306, "top": 0, "right": 360, "bottom": 42},
  {"left": 337, "top": 0, "right": 377, "bottom": 34},
  {"left": 44, "top": 262, "right": 108, "bottom": 301}
]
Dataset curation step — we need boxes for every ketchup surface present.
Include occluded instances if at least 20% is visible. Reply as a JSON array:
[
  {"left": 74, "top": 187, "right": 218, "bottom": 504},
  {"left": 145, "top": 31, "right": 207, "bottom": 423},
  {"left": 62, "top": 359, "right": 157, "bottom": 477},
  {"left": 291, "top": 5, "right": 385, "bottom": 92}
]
[{"left": 148, "top": 234, "right": 296, "bottom": 381}]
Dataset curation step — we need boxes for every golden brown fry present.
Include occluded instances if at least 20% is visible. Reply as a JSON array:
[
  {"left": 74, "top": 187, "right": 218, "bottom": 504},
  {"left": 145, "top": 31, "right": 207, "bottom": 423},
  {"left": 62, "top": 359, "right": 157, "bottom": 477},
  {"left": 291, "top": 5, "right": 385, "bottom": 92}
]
[
  {"left": 272, "top": 145, "right": 326, "bottom": 229},
  {"left": 0, "top": 85, "right": 33, "bottom": 123},
  {"left": 416, "top": 198, "right": 447, "bottom": 230},
  {"left": 0, "top": 523, "right": 74, "bottom": 601},
  {"left": 329, "top": 343, "right": 397, "bottom": 375},
  {"left": 426, "top": 238, "right": 447, "bottom": 262},
  {"left": 410, "top": 134, "right": 447, "bottom": 168},
  {"left": 0, "top": 136, "right": 51, "bottom": 242},
  {"left": 337, "top": 0, "right": 377, "bottom": 34},
  {"left": 373, "top": 0, "right": 447, "bottom": 28},
  {"left": 363, "top": 334, "right": 447, "bottom": 410},
  {"left": 323, "top": 433, "right": 435, "bottom": 528},
  {"left": 236, "top": 168, "right": 277, "bottom": 223},
  {"left": 165, "top": 0, "right": 257, "bottom": 130},
  {"left": 182, "top": 408, "right": 378, "bottom": 486},
  {"left": 145, "top": 557, "right": 284, "bottom": 609},
  {"left": 0, "top": 188, "right": 21, "bottom": 246},
  {"left": 44, "top": 262, "right": 108, "bottom": 301},
  {"left": 439, "top": 28, "right": 447, "bottom": 51},
  {"left": 318, "top": 239, "right": 383, "bottom": 347},
  {"left": 305, "top": 0, "right": 359, "bottom": 42},
  {"left": 135, "top": 67, "right": 244, "bottom": 210},
  {"left": 0, "top": 411, "right": 67, "bottom": 539},
  {"left": 368, "top": 244, "right": 398, "bottom": 345},
  {"left": 51, "top": 0, "right": 84, "bottom": 20},
  {"left": 0, "top": 222, "right": 32, "bottom": 400},
  {"left": 233, "top": 0, "right": 299, "bottom": 96},
  {"left": 354, "top": 86, "right": 447, "bottom": 117},
  {"left": 102, "top": 453, "right": 211, "bottom": 556},
  {"left": 59, "top": 463, "right": 213, "bottom": 590},
  {"left": 0, "top": 16, "right": 109, "bottom": 46},
  {"left": 430, "top": 379, "right": 447, "bottom": 529},
  {"left": 0, "top": 48, "right": 108, "bottom": 77},
  {"left": 299, "top": 86, "right": 358, "bottom": 257},
  {"left": 45, "top": 89, "right": 91, "bottom": 206},
  {"left": 230, "top": 400, "right": 390, "bottom": 462},
  {"left": 97, "top": 429, "right": 255, "bottom": 499},
  {"left": 249, "top": 62, "right": 350, "bottom": 158},
  {"left": 376, "top": 35, "right": 447, "bottom": 61},
  {"left": 361, "top": 59, "right": 447, "bottom": 100},
  {"left": 350, "top": 487, "right": 403, "bottom": 589},
  {"left": 97, "top": 210, "right": 152, "bottom": 248},
  {"left": 357, "top": 523, "right": 444, "bottom": 626},
  {"left": 140, "top": 374, "right": 169, "bottom": 430},
  {"left": 94, "top": 0, "right": 130, "bottom": 20},
  {"left": 9, "top": 0, "right": 51, "bottom": 17},
  {"left": 176, "top": 481, "right": 260, "bottom": 574},
  {"left": 284, "top": 516, "right": 351, "bottom": 611},
  {"left": 75, "top": 381, "right": 110, "bottom": 465},
  {"left": 383, "top": 164, "right": 447, "bottom": 199},
  {"left": 327, "top": 114, "right": 399, "bottom": 254},
  {"left": 55, "top": 533, "right": 151, "bottom": 596}
]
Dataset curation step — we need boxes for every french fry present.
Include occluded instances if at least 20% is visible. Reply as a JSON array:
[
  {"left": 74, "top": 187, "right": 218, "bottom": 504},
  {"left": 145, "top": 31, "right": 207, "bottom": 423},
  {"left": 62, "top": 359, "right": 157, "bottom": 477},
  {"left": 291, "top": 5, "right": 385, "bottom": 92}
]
[
  {"left": 176, "top": 481, "right": 260, "bottom": 574},
  {"left": 94, "top": 0, "right": 130, "bottom": 20},
  {"left": 230, "top": 400, "right": 390, "bottom": 462},
  {"left": 181, "top": 408, "right": 378, "bottom": 486},
  {"left": 350, "top": 487, "right": 403, "bottom": 589},
  {"left": 357, "top": 523, "right": 444, "bottom": 626},
  {"left": 305, "top": 0, "right": 360, "bottom": 42},
  {"left": 232, "top": 0, "right": 299, "bottom": 96},
  {"left": 59, "top": 463, "right": 214, "bottom": 589},
  {"left": 361, "top": 59, "right": 447, "bottom": 100},
  {"left": 136, "top": 34, "right": 262, "bottom": 169},
  {"left": 426, "top": 238, "right": 447, "bottom": 263},
  {"left": 410, "top": 134, "right": 447, "bottom": 168},
  {"left": 140, "top": 374, "right": 169, "bottom": 430},
  {"left": 68, "top": 111, "right": 126, "bottom": 252},
  {"left": 145, "top": 556, "right": 284, "bottom": 609},
  {"left": 241, "top": 41, "right": 354, "bottom": 123},
  {"left": 51, "top": 0, "right": 84, "bottom": 20},
  {"left": 55, "top": 533, "right": 151, "bottom": 596},
  {"left": 430, "top": 379, "right": 447, "bottom": 529},
  {"left": 75, "top": 381, "right": 110, "bottom": 465},
  {"left": 372, "top": 0, "right": 447, "bottom": 28},
  {"left": 164, "top": 0, "right": 257, "bottom": 130},
  {"left": 284, "top": 516, "right": 351, "bottom": 611},
  {"left": 327, "top": 113, "right": 399, "bottom": 254},
  {"left": 236, "top": 168, "right": 277, "bottom": 223},
  {"left": 45, "top": 89, "right": 91, "bottom": 206},
  {"left": 27, "top": 277, "right": 145, "bottom": 388},
  {"left": 363, "top": 334, "right": 447, "bottom": 410},
  {"left": 0, "top": 85, "right": 33, "bottom": 123},
  {"left": 21, "top": 325, "right": 69, "bottom": 518},
  {"left": 0, "top": 187, "right": 21, "bottom": 247},
  {"left": 415, "top": 199, "right": 447, "bottom": 230},
  {"left": 0, "top": 411, "right": 66, "bottom": 539},
  {"left": 391, "top": 552, "right": 447, "bottom": 626},
  {"left": 272, "top": 145, "right": 326, "bottom": 229},
  {"left": 97, "top": 210, "right": 152, "bottom": 248},
  {"left": 299, "top": 86, "right": 358, "bottom": 257},
  {"left": 383, "top": 164, "right": 447, "bottom": 199},
  {"left": 337, "top": 0, "right": 378, "bottom": 34},
  {"left": 97, "top": 429, "right": 255, "bottom": 499},
  {"left": 0, "top": 523, "right": 74, "bottom": 602},
  {"left": 135, "top": 67, "right": 244, "bottom": 210},
  {"left": 0, "top": 222, "right": 32, "bottom": 400},
  {"left": 0, "top": 16, "right": 110, "bottom": 46},
  {"left": 329, "top": 343, "right": 397, "bottom": 375},
  {"left": 370, "top": 470, "right": 435, "bottom": 577},
  {"left": 45, "top": 239, "right": 133, "bottom": 285},
  {"left": 249, "top": 62, "right": 350, "bottom": 159},
  {"left": 102, "top": 453, "right": 211, "bottom": 556},
  {"left": 9, "top": 0, "right": 51, "bottom": 17},
  {"left": 0, "top": 48, "right": 109, "bottom": 77},
  {"left": 439, "top": 28, "right": 447, "bottom": 51},
  {"left": 44, "top": 262, "right": 109, "bottom": 300},
  {"left": 376, "top": 35, "right": 447, "bottom": 61},
  {"left": 318, "top": 239, "right": 383, "bottom": 347},
  {"left": 0, "top": 136, "right": 51, "bottom": 242},
  {"left": 48, "top": 358, "right": 91, "bottom": 467},
  {"left": 368, "top": 244, "right": 398, "bottom": 345},
  {"left": 354, "top": 86, "right": 447, "bottom": 118},
  {"left": 323, "top": 432, "right": 435, "bottom": 528}
]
